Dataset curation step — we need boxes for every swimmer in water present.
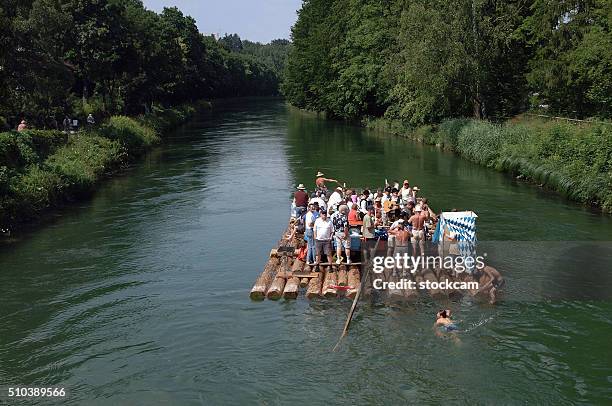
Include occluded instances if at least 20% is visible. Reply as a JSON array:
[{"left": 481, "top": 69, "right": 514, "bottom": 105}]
[{"left": 434, "top": 309, "right": 460, "bottom": 336}]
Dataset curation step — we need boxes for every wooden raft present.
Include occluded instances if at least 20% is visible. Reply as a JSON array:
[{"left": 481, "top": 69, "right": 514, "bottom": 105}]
[{"left": 250, "top": 218, "right": 502, "bottom": 303}]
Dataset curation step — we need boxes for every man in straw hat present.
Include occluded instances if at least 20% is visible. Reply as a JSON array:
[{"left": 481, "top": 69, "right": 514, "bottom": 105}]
[
  {"left": 293, "top": 184, "right": 309, "bottom": 218},
  {"left": 315, "top": 171, "right": 338, "bottom": 192}
]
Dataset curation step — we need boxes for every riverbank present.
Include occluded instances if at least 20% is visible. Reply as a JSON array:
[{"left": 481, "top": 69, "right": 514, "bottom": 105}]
[
  {"left": 0, "top": 101, "right": 211, "bottom": 233},
  {"left": 364, "top": 116, "right": 612, "bottom": 213}
]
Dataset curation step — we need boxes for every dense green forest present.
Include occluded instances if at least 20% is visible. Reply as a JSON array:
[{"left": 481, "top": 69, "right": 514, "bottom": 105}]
[
  {"left": 0, "top": 0, "right": 290, "bottom": 130},
  {"left": 283, "top": 0, "right": 611, "bottom": 123},
  {"left": 0, "top": 1, "right": 292, "bottom": 230},
  {"left": 219, "top": 34, "right": 291, "bottom": 79}
]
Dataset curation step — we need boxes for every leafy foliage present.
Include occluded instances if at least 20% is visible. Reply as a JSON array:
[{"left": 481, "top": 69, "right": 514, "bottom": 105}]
[
  {"left": 100, "top": 116, "right": 159, "bottom": 155},
  {"left": 0, "top": 102, "right": 202, "bottom": 229},
  {"left": 284, "top": 0, "right": 610, "bottom": 121},
  {"left": 369, "top": 117, "right": 612, "bottom": 212},
  {"left": 0, "top": 1, "right": 287, "bottom": 127}
]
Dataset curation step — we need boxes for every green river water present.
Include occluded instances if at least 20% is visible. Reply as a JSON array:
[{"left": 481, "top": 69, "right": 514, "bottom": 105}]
[{"left": 1, "top": 99, "right": 611, "bottom": 405}]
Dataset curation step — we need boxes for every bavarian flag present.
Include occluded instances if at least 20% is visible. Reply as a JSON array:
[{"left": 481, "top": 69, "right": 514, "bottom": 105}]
[{"left": 433, "top": 211, "right": 478, "bottom": 271}]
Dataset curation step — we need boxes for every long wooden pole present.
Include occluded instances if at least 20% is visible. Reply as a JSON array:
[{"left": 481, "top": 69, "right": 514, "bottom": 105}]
[{"left": 333, "top": 237, "right": 380, "bottom": 352}]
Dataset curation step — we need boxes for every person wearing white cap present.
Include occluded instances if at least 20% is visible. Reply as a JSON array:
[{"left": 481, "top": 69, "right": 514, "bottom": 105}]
[
  {"left": 309, "top": 191, "right": 327, "bottom": 212},
  {"left": 293, "top": 184, "right": 309, "bottom": 218},
  {"left": 409, "top": 186, "right": 420, "bottom": 204},
  {"left": 400, "top": 180, "right": 412, "bottom": 206},
  {"left": 408, "top": 204, "right": 428, "bottom": 256},
  {"left": 315, "top": 171, "right": 338, "bottom": 192},
  {"left": 327, "top": 186, "right": 344, "bottom": 211}
]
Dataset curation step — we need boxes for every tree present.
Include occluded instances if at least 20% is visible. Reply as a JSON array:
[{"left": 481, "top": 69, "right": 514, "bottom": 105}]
[{"left": 523, "top": 0, "right": 612, "bottom": 118}]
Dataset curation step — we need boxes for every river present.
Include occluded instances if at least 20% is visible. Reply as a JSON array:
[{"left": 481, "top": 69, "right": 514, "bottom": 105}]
[{"left": 1, "top": 99, "right": 611, "bottom": 404}]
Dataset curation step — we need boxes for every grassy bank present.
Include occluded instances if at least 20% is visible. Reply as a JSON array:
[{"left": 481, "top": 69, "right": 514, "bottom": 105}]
[
  {"left": 364, "top": 116, "right": 612, "bottom": 212},
  {"left": 0, "top": 101, "right": 211, "bottom": 232}
]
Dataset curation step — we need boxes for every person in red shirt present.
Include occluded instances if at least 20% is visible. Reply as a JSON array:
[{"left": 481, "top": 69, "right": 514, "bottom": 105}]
[
  {"left": 294, "top": 184, "right": 309, "bottom": 217},
  {"left": 348, "top": 204, "right": 362, "bottom": 226}
]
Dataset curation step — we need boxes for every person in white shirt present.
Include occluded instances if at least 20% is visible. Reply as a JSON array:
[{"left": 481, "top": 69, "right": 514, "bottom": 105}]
[
  {"left": 381, "top": 188, "right": 391, "bottom": 205},
  {"left": 313, "top": 210, "right": 334, "bottom": 266},
  {"left": 327, "top": 187, "right": 343, "bottom": 211},
  {"left": 304, "top": 204, "right": 319, "bottom": 265},
  {"left": 309, "top": 194, "right": 327, "bottom": 212},
  {"left": 400, "top": 180, "right": 412, "bottom": 206}
]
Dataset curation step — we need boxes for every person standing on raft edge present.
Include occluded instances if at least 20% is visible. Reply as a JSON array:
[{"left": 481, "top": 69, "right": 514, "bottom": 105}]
[
  {"left": 294, "top": 184, "right": 309, "bottom": 218},
  {"left": 315, "top": 171, "right": 338, "bottom": 194}
]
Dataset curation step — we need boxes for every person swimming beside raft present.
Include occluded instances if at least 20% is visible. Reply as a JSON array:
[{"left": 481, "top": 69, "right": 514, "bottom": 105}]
[{"left": 434, "top": 309, "right": 459, "bottom": 332}]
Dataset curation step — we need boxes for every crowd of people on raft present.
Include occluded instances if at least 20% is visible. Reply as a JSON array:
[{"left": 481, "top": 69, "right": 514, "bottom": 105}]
[
  {"left": 291, "top": 171, "right": 504, "bottom": 307},
  {"left": 292, "top": 172, "right": 437, "bottom": 267}
]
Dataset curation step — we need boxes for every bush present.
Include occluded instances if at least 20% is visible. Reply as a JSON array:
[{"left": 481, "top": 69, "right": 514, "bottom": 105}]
[
  {"left": 367, "top": 115, "right": 612, "bottom": 212},
  {"left": 21, "top": 130, "right": 68, "bottom": 159},
  {"left": 45, "top": 134, "right": 126, "bottom": 195},
  {"left": 141, "top": 102, "right": 208, "bottom": 133},
  {"left": 455, "top": 121, "right": 503, "bottom": 167},
  {"left": 413, "top": 125, "right": 436, "bottom": 144},
  {"left": 0, "top": 165, "right": 9, "bottom": 194},
  {"left": 100, "top": 116, "right": 159, "bottom": 155},
  {"left": 9, "top": 166, "right": 63, "bottom": 220},
  {"left": 438, "top": 118, "right": 471, "bottom": 150},
  {"left": 0, "top": 132, "right": 39, "bottom": 168},
  {"left": 1, "top": 100, "right": 207, "bottom": 230}
]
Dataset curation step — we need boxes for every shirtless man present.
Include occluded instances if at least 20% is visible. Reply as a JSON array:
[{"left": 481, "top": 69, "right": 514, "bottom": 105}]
[
  {"left": 434, "top": 309, "right": 458, "bottom": 330},
  {"left": 315, "top": 171, "right": 338, "bottom": 193},
  {"left": 389, "top": 221, "right": 412, "bottom": 276},
  {"left": 408, "top": 205, "right": 428, "bottom": 257},
  {"left": 475, "top": 266, "right": 504, "bottom": 304},
  {"left": 420, "top": 198, "right": 437, "bottom": 220}
]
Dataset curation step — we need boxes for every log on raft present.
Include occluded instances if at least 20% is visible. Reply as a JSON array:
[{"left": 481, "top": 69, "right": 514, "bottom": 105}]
[
  {"left": 250, "top": 256, "right": 280, "bottom": 300},
  {"left": 283, "top": 277, "right": 300, "bottom": 299},
  {"left": 346, "top": 266, "right": 361, "bottom": 300},
  {"left": 306, "top": 268, "right": 324, "bottom": 299},
  {"left": 250, "top": 222, "right": 294, "bottom": 300},
  {"left": 291, "top": 258, "right": 305, "bottom": 272},
  {"left": 283, "top": 259, "right": 305, "bottom": 299},
  {"left": 322, "top": 266, "right": 338, "bottom": 298},
  {"left": 266, "top": 256, "right": 291, "bottom": 300},
  {"left": 413, "top": 271, "right": 425, "bottom": 293},
  {"left": 438, "top": 268, "right": 463, "bottom": 300},
  {"left": 337, "top": 265, "right": 348, "bottom": 286},
  {"left": 266, "top": 275, "right": 287, "bottom": 300},
  {"left": 385, "top": 267, "right": 405, "bottom": 304},
  {"left": 403, "top": 273, "right": 420, "bottom": 301},
  {"left": 422, "top": 268, "right": 447, "bottom": 300},
  {"left": 299, "top": 264, "right": 311, "bottom": 288}
]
